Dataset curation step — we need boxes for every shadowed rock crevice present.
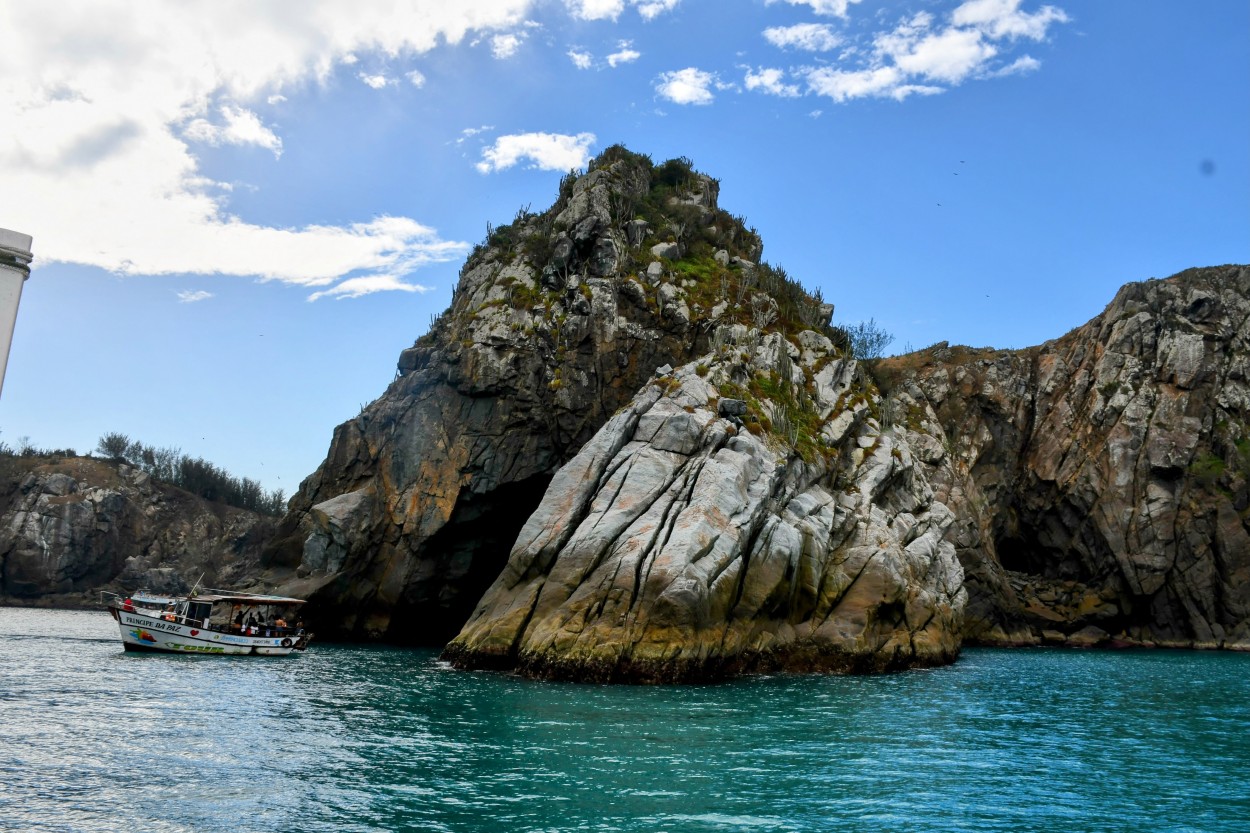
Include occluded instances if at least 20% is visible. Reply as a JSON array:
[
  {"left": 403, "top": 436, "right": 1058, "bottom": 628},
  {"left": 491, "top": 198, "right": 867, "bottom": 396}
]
[
  {"left": 389, "top": 472, "right": 555, "bottom": 645},
  {"left": 994, "top": 508, "right": 1097, "bottom": 582}
]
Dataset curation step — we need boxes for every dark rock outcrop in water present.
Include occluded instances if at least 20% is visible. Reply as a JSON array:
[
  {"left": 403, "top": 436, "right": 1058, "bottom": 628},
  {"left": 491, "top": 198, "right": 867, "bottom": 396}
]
[
  {"left": 0, "top": 456, "right": 276, "bottom": 605},
  {"left": 6, "top": 147, "right": 1241, "bottom": 676},
  {"left": 876, "top": 265, "right": 1250, "bottom": 650}
]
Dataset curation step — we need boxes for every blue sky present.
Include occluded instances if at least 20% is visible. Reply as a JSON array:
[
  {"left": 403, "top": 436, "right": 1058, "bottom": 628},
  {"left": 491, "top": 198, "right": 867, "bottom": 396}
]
[{"left": 1, "top": 0, "right": 1246, "bottom": 495}]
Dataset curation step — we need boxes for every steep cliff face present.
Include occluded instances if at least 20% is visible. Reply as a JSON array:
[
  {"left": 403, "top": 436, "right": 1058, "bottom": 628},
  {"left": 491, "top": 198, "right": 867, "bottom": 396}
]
[
  {"left": 444, "top": 330, "right": 964, "bottom": 681},
  {"left": 0, "top": 455, "right": 276, "bottom": 605},
  {"left": 877, "top": 265, "right": 1250, "bottom": 650},
  {"left": 266, "top": 149, "right": 788, "bottom": 642}
]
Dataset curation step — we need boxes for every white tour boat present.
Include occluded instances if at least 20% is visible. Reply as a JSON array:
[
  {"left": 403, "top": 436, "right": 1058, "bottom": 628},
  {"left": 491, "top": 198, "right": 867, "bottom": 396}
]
[{"left": 105, "top": 589, "right": 313, "bottom": 655}]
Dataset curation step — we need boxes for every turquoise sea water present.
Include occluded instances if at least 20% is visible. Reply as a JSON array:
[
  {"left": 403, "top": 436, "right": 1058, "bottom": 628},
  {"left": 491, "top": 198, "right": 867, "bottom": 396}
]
[{"left": 1, "top": 608, "right": 1247, "bottom": 833}]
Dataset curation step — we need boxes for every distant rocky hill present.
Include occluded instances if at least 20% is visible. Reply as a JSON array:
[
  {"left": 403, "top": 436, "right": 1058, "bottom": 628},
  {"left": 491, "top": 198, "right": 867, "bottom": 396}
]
[{"left": 0, "top": 454, "right": 276, "bottom": 606}]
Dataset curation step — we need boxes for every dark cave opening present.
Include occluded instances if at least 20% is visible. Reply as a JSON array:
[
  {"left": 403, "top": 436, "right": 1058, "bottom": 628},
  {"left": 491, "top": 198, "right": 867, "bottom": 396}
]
[
  {"left": 994, "top": 529, "right": 1091, "bottom": 582},
  {"left": 389, "top": 472, "right": 554, "bottom": 646}
]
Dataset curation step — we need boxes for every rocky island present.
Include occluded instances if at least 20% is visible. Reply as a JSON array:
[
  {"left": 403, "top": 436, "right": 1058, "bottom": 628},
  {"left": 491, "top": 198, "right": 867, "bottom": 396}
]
[{"left": 5, "top": 147, "right": 1246, "bottom": 680}]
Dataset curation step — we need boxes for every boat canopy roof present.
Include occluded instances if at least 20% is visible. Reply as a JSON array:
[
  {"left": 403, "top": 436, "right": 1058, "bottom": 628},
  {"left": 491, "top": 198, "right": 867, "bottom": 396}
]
[
  {"left": 196, "top": 593, "right": 306, "bottom": 605},
  {"left": 130, "top": 590, "right": 305, "bottom": 605}
]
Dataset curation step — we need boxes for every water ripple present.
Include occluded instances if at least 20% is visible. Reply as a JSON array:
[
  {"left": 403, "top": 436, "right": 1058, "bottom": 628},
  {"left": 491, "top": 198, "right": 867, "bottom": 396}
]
[{"left": 1, "top": 607, "right": 1247, "bottom": 832}]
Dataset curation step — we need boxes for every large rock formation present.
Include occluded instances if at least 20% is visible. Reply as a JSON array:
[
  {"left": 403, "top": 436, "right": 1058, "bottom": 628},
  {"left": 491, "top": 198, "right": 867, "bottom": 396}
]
[
  {"left": 877, "top": 265, "right": 1250, "bottom": 650},
  {"left": 0, "top": 455, "right": 276, "bottom": 605},
  {"left": 444, "top": 330, "right": 964, "bottom": 681},
  {"left": 263, "top": 143, "right": 1246, "bottom": 675},
  {"left": 264, "top": 149, "right": 789, "bottom": 643}
]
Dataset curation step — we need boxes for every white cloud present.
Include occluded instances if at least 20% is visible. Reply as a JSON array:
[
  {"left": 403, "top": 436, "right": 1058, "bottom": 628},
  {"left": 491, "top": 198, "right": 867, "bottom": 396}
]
[
  {"left": 801, "top": 1, "right": 1067, "bottom": 102},
  {"left": 634, "top": 0, "right": 681, "bottom": 20},
  {"left": 744, "top": 67, "right": 800, "bottom": 98},
  {"left": 0, "top": 1, "right": 527, "bottom": 297},
  {"left": 307, "top": 274, "right": 433, "bottom": 302},
  {"left": 804, "top": 65, "right": 904, "bottom": 101},
  {"left": 763, "top": 23, "right": 841, "bottom": 51},
  {"left": 765, "top": 0, "right": 862, "bottom": 18},
  {"left": 566, "top": 0, "right": 625, "bottom": 20},
  {"left": 475, "top": 132, "right": 597, "bottom": 173},
  {"left": 358, "top": 72, "right": 392, "bottom": 89},
  {"left": 406, "top": 69, "right": 427, "bottom": 88},
  {"left": 267, "top": 94, "right": 287, "bottom": 105},
  {"left": 987, "top": 54, "right": 1041, "bottom": 77},
  {"left": 607, "top": 42, "right": 641, "bottom": 67},
  {"left": 491, "top": 33, "right": 524, "bottom": 59},
  {"left": 952, "top": 0, "right": 1069, "bottom": 40},
  {"left": 568, "top": 49, "right": 594, "bottom": 69},
  {"left": 565, "top": 0, "right": 680, "bottom": 20},
  {"left": 184, "top": 105, "right": 283, "bottom": 157},
  {"left": 655, "top": 67, "right": 717, "bottom": 105},
  {"left": 892, "top": 27, "right": 997, "bottom": 83},
  {"left": 176, "top": 290, "right": 213, "bottom": 303},
  {"left": 458, "top": 125, "right": 495, "bottom": 144}
]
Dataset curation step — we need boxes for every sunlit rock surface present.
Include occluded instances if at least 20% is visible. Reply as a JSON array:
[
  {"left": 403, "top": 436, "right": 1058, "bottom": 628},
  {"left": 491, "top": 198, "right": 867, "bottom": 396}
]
[{"left": 445, "top": 330, "right": 965, "bottom": 682}]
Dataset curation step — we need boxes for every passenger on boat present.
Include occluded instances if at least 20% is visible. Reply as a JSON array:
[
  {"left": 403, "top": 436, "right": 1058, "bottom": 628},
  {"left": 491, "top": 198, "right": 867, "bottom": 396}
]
[
  {"left": 122, "top": 598, "right": 135, "bottom": 612},
  {"left": 162, "top": 605, "right": 177, "bottom": 622}
]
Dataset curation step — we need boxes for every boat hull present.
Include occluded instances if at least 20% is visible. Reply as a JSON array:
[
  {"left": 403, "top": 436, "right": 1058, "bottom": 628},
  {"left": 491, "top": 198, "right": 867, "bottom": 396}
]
[{"left": 116, "top": 610, "right": 300, "bottom": 656}]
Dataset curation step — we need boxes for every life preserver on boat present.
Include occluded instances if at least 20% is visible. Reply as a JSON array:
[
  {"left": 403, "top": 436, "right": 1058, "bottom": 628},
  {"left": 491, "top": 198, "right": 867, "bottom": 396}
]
[{"left": 281, "top": 638, "right": 293, "bottom": 648}]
